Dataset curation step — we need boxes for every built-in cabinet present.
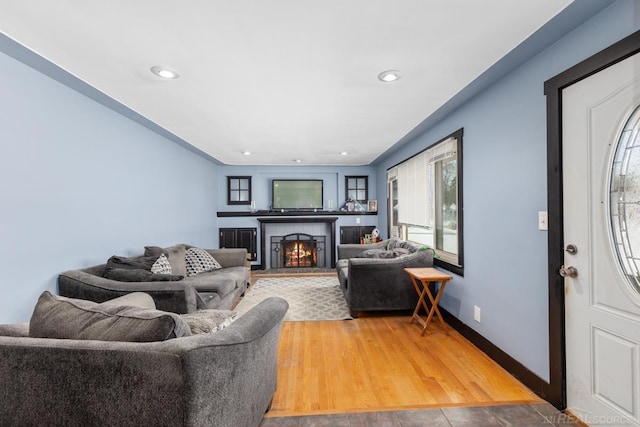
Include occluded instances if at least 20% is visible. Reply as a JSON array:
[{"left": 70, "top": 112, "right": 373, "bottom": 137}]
[
  {"left": 219, "top": 228, "right": 257, "bottom": 261},
  {"left": 339, "top": 226, "right": 376, "bottom": 244}
]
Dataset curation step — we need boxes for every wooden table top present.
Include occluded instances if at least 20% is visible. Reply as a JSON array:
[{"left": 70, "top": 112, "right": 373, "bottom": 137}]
[{"left": 404, "top": 267, "right": 453, "bottom": 281}]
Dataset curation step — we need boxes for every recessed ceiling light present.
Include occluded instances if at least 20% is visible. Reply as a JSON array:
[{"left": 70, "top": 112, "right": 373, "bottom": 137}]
[
  {"left": 150, "top": 66, "right": 180, "bottom": 79},
  {"left": 242, "top": 151, "right": 251, "bottom": 156},
  {"left": 378, "top": 70, "right": 401, "bottom": 82},
  {"left": 294, "top": 159, "right": 302, "bottom": 163},
  {"left": 340, "top": 152, "right": 348, "bottom": 156}
]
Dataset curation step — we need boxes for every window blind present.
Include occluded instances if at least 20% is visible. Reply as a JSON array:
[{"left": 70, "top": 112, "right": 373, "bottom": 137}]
[{"left": 390, "top": 137, "right": 457, "bottom": 228}]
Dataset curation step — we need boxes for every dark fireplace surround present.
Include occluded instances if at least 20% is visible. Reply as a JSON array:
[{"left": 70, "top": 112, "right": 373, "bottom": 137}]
[{"left": 258, "top": 217, "right": 337, "bottom": 270}]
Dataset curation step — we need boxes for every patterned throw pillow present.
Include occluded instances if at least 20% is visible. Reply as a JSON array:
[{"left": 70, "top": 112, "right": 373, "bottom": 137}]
[
  {"left": 151, "top": 253, "right": 173, "bottom": 274},
  {"left": 185, "top": 247, "right": 222, "bottom": 277}
]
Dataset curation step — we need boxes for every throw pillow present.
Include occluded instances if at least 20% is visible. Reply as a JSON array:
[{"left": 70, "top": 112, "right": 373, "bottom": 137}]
[
  {"left": 185, "top": 247, "right": 222, "bottom": 277},
  {"left": 151, "top": 253, "right": 173, "bottom": 274},
  {"left": 393, "top": 247, "right": 411, "bottom": 255},
  {"left": 143, "top": 245, "right": 166, "bottom": 258},
  {"left": 161, "top": 244, "right": 188, "bottom": 277},
  {"left": 104, "top": 254, "right": 159, "bottom": 271},
  {"left": 395, "top": 240, "right": 416, "bottom": 252},
  {"left": 29, "top": 291, "right": 192, "bottom": 342},
  {"left": 180, "top": 309, "right": 238, "bottom": 334},
  {"left": 386, "top": 237, "right": 403, "bottom": 250},
  {"left": 358, "top": 249, "right": 398, "bottom": 259},
  {"left": 102, "top": 254, "right": 183, "bottom": 282}
]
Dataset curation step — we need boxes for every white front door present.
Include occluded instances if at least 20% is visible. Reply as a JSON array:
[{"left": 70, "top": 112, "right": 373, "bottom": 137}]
[{"left": 563, "top": 53, "right": 640, "bottom": 425}]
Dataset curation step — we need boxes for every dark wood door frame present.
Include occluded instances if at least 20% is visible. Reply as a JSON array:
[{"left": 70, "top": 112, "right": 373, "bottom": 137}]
[{"left": 544, "top": 29, "right": 640, "bottom": 409}]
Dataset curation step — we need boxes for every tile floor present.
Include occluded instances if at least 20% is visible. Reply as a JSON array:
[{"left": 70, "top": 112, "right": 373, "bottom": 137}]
[{"left": 260, "top": 403, "right": 580, "bottom": 426}]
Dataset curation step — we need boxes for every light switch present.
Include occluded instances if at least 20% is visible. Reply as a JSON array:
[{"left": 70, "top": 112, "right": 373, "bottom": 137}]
[{"left": 538, "top": 211, "right": 548, "bottom": 231}]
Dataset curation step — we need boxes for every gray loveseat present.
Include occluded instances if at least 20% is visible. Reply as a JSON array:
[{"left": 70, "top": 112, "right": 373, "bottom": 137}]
[
  {"left": 336, "top": 238, "right": 434, "bottom": 317},
  {"left": 0, "top": 292, "right": 288, "bottom": 427},
  {"left": 58, "top": 244, "right": 250, "bottom": 314}
]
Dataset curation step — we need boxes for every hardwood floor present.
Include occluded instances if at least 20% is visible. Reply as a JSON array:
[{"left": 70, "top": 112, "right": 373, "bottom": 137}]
[{"left": 266, "top": 315, "right": 541, "bottom": 418}]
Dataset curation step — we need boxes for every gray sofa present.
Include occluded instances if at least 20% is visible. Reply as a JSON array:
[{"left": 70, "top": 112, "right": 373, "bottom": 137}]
[
  {"left": 58, "top": 244, "right": 250, "bottom": 314},
  {"left": 336, "top": 238, "right": 434, "bottom": 317},
  {"left": 0, "top": 292, "right": 288, "bottom": 427}
]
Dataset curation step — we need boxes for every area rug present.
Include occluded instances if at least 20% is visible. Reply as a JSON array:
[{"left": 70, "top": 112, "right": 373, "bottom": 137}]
[{"left": 234, "top": 276, "right": 352, "bottom": 321}]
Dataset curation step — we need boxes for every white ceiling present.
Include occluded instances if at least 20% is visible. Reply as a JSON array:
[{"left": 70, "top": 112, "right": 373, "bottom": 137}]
[{"left": 0, "top": 1, "right": 576, "bottom": 166}]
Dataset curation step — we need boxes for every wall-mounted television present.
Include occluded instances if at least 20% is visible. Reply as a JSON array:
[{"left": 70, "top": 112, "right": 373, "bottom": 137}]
[{"left": 272, "top": 179, "right": 323, "bottom": 210}]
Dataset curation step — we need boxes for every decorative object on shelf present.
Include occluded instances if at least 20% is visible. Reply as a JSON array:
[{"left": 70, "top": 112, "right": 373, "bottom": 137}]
[
  {"left": 360, "top": 228, "right": 382, "bottom": 244},
  {"left": 361, "top": 234, "right": 374, "bottom": 244},
  {"left": 250, "top": 200, "right": 257, "bottom": 212},
  {"left": 367, "top": 200, "right": 377, "bottom": 212},
  {"left": 339, "top": 197, "right": 365, "bottom": 212}
]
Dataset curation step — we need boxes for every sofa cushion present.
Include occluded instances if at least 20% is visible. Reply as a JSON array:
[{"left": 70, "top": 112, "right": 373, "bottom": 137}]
[
  {"left": 151, "top": 253, "right": 173, "bottom": 274},
  {"left": 29, "top": 291, "right": 192, "bottom": 342},
  {"left": 185, "top": 247, "right": 222, "bottom": 277},
  {"left": 98, "top": 292, "right": 156, "bottom": 309},
  {"left": 180, "top": 309, "right": 238, "bottom": 334},
  {"left": 103, "top": 267, "right": 184, "bottom": 282}
]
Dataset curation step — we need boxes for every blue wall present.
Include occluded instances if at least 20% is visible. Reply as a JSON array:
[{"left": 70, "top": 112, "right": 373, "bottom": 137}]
[
  {"left": 374, "top": 0, "right": 640, "bottom": 381},
  {"left": 0, "top": 44, "right": 220, "bottom": 323},
  {"left": 217, "top": 165, "right": 376, "bottom": 213},
  {"left": 216, "top": 165, "right": 378, "bottom": 266}
]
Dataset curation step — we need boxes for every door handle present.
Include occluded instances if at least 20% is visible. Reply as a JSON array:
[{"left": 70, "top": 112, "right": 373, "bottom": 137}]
[{"left": 559, "top": 265, "right": 578, "bottom": 278}]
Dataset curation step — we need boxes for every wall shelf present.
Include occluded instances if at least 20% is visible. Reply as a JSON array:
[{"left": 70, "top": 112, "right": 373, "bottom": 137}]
[{"left": 217, "top": 210, "right": 377, "bottom": 218}]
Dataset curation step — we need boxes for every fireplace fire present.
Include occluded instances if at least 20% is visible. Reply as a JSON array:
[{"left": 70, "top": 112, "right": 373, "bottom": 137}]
[
  {"left": 280, "top": 233, "right": 317, "bottom": 268},
  {"left": 269, "top": 231, "right": 326, "bottom": 269}
]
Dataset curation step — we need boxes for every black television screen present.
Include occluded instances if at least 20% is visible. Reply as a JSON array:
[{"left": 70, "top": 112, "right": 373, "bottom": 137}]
[{"left": 272, "top": 179, "right": 323, "bottom": 210}]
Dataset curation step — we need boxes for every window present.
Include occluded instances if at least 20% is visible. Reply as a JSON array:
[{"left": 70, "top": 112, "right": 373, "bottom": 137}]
[
  {"left": 227, "top": 176, "right": 251, "bottom": 205},
  {"left": 387, "top": 128, "right": 463, "bottom": 275},
  {"left": 345, "top": 176, "right": 368, "bottom": 205},
  {"left": 609, "top": 104, "right": 640, "bottom": 295}
]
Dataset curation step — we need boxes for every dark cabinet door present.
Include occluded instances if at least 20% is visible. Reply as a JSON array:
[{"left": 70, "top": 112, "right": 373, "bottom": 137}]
[
  {"left": 219, "top": 228, "right": 257, "bottom": 261},
  {"left": 340, "top": 226, "right": 376, "bottom": 244},
  {"left": 237, "top": 228, "right": 257, "bottom": 261},
  {"left": 219, "top": 229, "right": 238, "bottom": 249}
]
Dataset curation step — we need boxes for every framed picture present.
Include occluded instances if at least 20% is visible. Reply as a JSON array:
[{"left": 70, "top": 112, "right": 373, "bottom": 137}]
[{"left": 367, "top": 200, "right": 377, "bottom": 212}]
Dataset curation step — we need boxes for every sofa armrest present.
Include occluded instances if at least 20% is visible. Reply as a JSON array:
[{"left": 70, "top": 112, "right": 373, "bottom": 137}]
[
  {"left": 58, "top": 270, "right": 199, "bottom": 314},
  {"left": 178, "top": 296, "right": 289, "bottom": 426},
  {"left": 0, "top": 323, "right": 29, "bottom": 337},
  {"left": 207, "top": 248, "right": 247, "bottom": 268}
]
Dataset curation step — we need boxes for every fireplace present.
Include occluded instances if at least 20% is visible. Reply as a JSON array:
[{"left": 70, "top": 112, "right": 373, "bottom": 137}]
[
  {"left": 280, "top": 233, "right": 317, "bottom": 268},
  {"left": 270, "top": 233, "right": 326, "bottom": 269},
  {"left": 258, "top": 217, "right": 337, "bottom": 270}
]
